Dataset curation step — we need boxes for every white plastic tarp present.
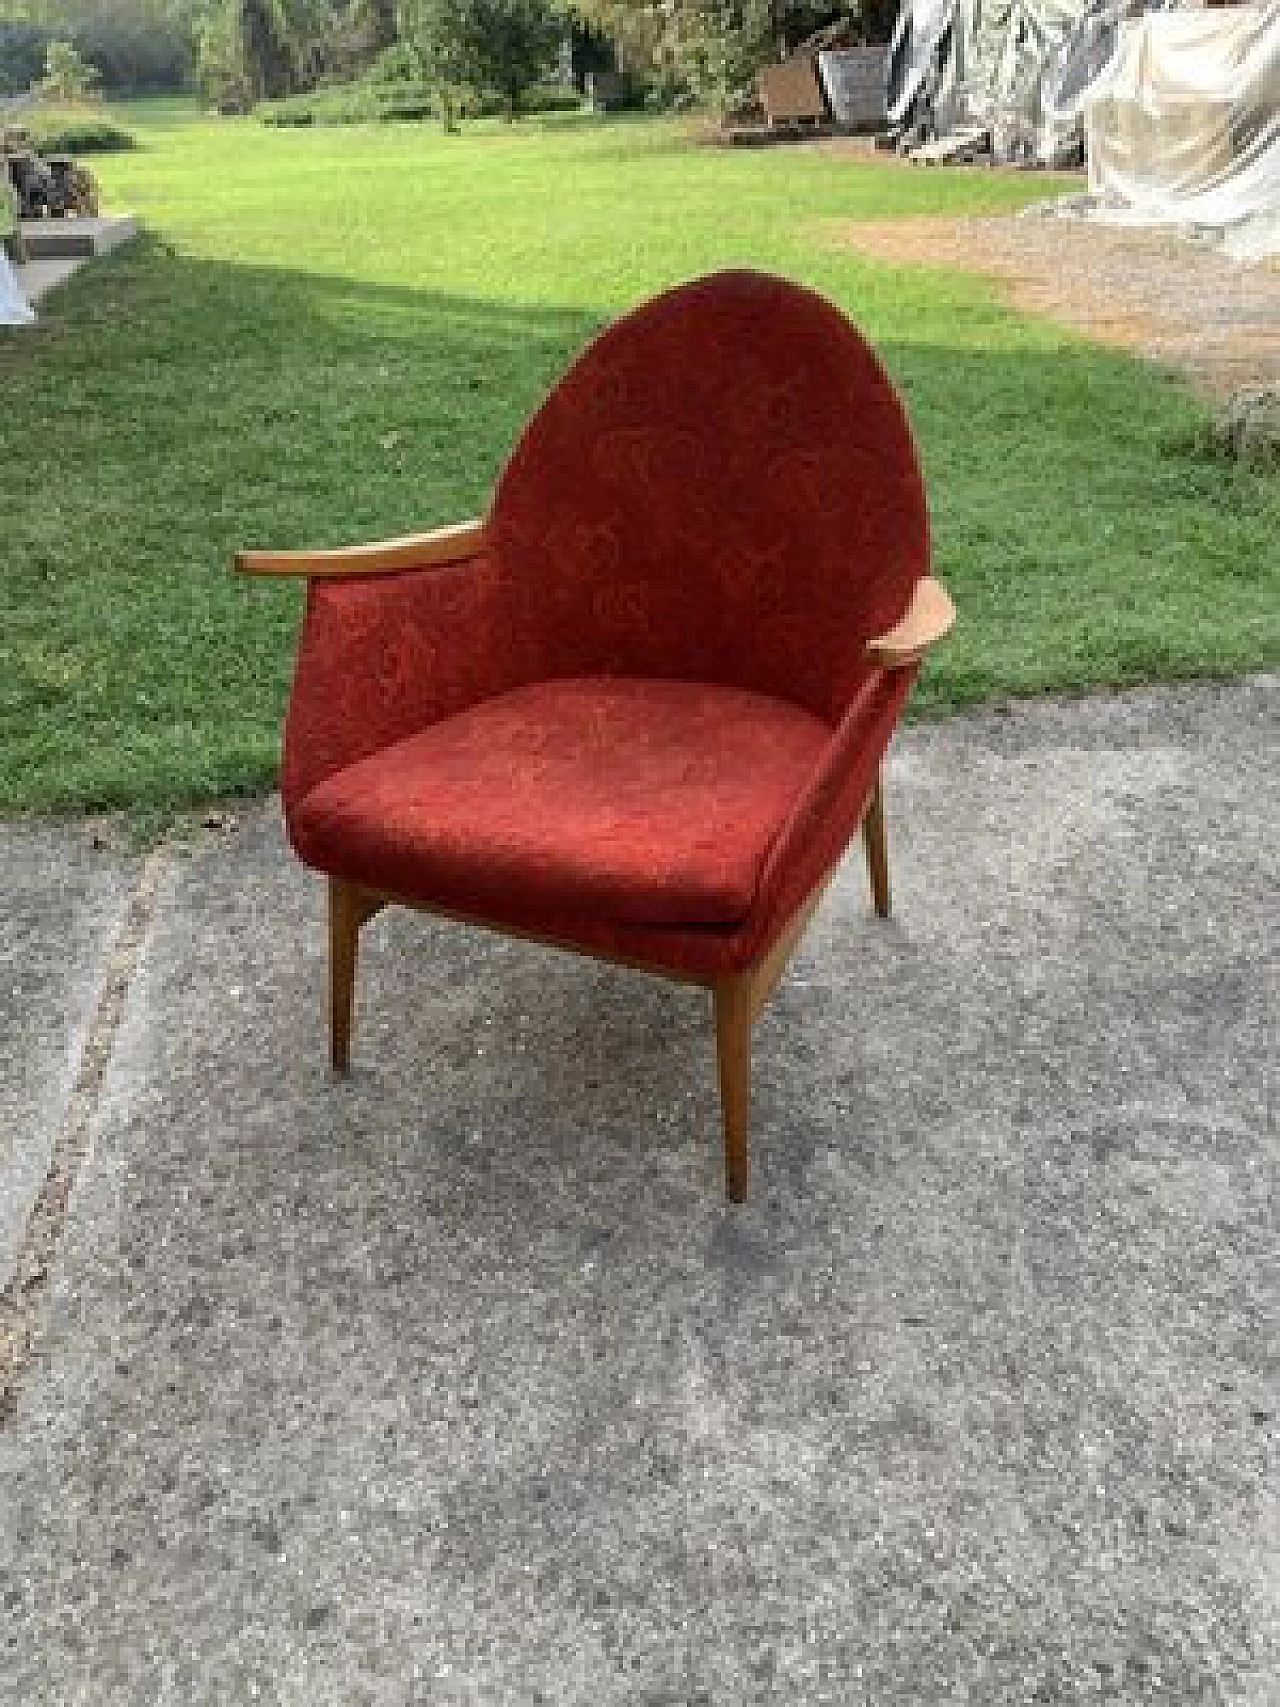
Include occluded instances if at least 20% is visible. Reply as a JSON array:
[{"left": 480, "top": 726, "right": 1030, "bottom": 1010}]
[
  {"left": 886, "top": 0, "right": 961, "bottom": 130},
  {"left": 887, "top": 0, "right": 1094, "bottom": 147},
  {"left": 0, "top": 247, "right": 34, "bottom": 325},
  {"left": 1082, "top": 4, "right": 1280, "bottom": 257},
  {"left": 1040, "top": 1, "right": 1145, "bottom": 160},
  {"left": 968, "top": 0, "right": 1091, "bottom": 136}
]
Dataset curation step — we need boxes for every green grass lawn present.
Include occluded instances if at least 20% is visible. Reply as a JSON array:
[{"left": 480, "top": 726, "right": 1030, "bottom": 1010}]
[{"left": 2, "top": 102, "right": 1276, "bottom": 820}]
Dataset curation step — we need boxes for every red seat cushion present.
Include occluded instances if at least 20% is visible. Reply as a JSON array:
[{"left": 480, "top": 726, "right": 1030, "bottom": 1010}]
[{"left": 289, "top": 677, "right": 831, "bottom": 929}]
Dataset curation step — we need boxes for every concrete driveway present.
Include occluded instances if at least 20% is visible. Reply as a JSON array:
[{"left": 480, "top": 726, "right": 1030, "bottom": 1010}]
[{"left": 1, "top": 678, "right": 1275, "bottom": 1704}]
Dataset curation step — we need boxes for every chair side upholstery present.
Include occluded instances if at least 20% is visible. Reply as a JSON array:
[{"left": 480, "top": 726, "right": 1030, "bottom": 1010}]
[{"left": 281, "top": 545, "right": 540, "bottom": 812}]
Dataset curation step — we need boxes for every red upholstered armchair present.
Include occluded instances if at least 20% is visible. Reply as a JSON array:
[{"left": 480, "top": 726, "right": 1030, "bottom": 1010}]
[{"left": 237, "top": 270, "right": 954, "bottom": 1200}]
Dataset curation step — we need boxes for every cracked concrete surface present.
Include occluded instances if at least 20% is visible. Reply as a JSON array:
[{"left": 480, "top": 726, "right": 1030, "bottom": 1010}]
[
  {"left": 0, "top": 840, "right": 169, "bottom": 1425},
  {"left": 0, "top": 678, "right": 1276, "bottom": 1705},
  {"left": 0, "top": 826, "right": 139, "bottom": 1290}
]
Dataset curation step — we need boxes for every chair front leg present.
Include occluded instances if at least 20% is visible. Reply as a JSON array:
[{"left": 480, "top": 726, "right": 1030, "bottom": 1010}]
[
  {"left": 714, "top": 975, "right": 753, "bottom": 1202},
  {"left": 329, "top": 877, "right": 363, "bottom": 1075},
  {"left": 862, "top": 773, "right": 891, "bottom": 919}
]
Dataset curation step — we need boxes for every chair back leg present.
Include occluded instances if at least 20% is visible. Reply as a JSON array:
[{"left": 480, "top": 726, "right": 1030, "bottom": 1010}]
[
  {"left": 862, "top": 773, "right": 892, "bottom": 918},
  {"left": 329, "top": 877, "right": 361, "bottom": 1075},
  {"left": 714, "top": 976, "right": 753, "bottom": 1202}
]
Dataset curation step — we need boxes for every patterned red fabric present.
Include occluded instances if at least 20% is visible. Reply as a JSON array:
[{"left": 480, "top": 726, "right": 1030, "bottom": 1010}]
[
  {"left": 290, "top": 678, "right": 830, "bottom": 928},
  {"left": 489, "top": 269, "right": 929, "bottom": 721},
  {"left": 340, "top": 663, "right": 913, "bottom": 979},
  {"left": 280, "top": 270, "right": 933, "bottom": 975},
  {"left": 282, "top": 549, "right": 538, "bottom": 806}
]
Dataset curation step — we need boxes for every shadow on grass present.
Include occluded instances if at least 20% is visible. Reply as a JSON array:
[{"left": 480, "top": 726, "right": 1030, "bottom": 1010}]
[
  {"left": 0, "top": 238, "right": 606, "bottom": 817},
  {"left": 1, "top": 234, "right": 1275, "bottom": 820}
]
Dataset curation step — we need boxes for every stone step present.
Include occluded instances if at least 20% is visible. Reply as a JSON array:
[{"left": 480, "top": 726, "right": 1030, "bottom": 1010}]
[
  {"left": 15, "top": 254, "right": 81, "bottom": 301},
  {"left": 18, "top": 214, "right": 138, "bottom": 260}
]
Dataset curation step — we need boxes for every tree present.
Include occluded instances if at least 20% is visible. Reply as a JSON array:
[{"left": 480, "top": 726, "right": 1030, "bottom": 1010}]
[
  {"left": 38, "top": 35, "right": 101, "bottom": 98},
  {"left": 3, "top": 0, "right": 410, "bottom": 95},
  {"left": 196, "top": 2, "right": 251, "bottom": 106},
  {"left": 3, "top": 2, "right": 207, "bottom": 92},
  {"left": 562, "top": 0, "right": 886, "bottom": 110},
  {"left": 0, "top": 22, "right": 53, "bottom": 96},
  {"left": 237, "top": 0, "right": 294, "bottom": 95},
  {"left": 319, "top": 0, "right": 402, "bottom": 78},
  {"left": 350, "top": 0, "right": 400, "bottom": 54},
  {"left": 401, "top": 0, "right": 562, "bottom": 120}
]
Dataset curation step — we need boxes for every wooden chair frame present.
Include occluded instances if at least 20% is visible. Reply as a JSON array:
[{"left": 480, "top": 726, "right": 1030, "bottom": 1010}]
[{"left": 238, "top": 519, "right": 954, "bottom": 1201}]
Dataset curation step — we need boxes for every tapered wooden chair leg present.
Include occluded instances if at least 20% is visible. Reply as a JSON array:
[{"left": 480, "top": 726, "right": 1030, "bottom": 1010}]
[
  {"left": 862, "top": 773, "right": 891, "bottom": 919},
  {"left": 329, "top": 877, "right": 361, "bottom": 1075},
  {"left": 714, "top": 976, "right": 753, "bottom": 1203}
]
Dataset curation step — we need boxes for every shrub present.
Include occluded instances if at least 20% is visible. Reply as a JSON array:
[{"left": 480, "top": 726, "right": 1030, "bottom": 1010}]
[
  {"left": 670, "top": 1, "right": 773, "bottom": 116},
  {"left": 379, "top": 88, "right": 436, "bottom": 119},
  {"left": 366, "top": 41, "right": 422, "bottom": 84},
  {"left": 258, "top": 74, "right": 579, "bottom": 126},
  {"left": 27, "top": 112, "right": 136, "bottom": 156},
  {"left": 259, "top": 78, "right": 435, "bottom": 123},
  {"left": 38, "top": 38, "right": 102, "bottom": 103},
  {"left": 471, "top": 82, "right": 581, "bottom": 117},
  {"left": 401, "top": 0, "right": 563, "bottom": 122}
]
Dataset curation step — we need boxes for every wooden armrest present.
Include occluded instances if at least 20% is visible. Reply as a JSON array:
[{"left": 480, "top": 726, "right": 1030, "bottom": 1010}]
[
  {"left": 234, "top": 516, "right": 486, "bottom": 578},
  {"left": 866, "top": 576, "right": 955, "bottom": 667}
]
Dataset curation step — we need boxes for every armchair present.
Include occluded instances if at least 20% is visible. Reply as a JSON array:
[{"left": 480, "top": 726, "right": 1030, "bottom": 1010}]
[{"left": 237, "top": 270, "right": 954, "bottom": 1200}]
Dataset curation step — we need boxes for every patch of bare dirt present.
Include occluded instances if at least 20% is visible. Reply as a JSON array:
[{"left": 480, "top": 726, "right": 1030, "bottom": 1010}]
[{"left": 833, "top": 213, "right": 1280, "bottom": 400}]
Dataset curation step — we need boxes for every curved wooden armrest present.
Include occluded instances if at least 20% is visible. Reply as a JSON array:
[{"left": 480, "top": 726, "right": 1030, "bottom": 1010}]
[
  {"left": 235, "top": 516, "right": 486, "bottom": 578},
  {"left": 866, "top": 576, "right": 955, "bottom": 667}
]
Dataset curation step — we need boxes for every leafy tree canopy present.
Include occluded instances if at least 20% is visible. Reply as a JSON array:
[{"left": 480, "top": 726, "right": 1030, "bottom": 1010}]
[
  {"left": 400, "top": 0, "right": 563, "bottom": 119},
  {"left": 38, "top": 35, "right": 101, "bottom": 99}
]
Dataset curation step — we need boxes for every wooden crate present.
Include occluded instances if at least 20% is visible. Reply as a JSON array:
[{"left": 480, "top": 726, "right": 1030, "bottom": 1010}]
[{"left": 758, "top": 60, "right": 827, "bottom": 126}]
